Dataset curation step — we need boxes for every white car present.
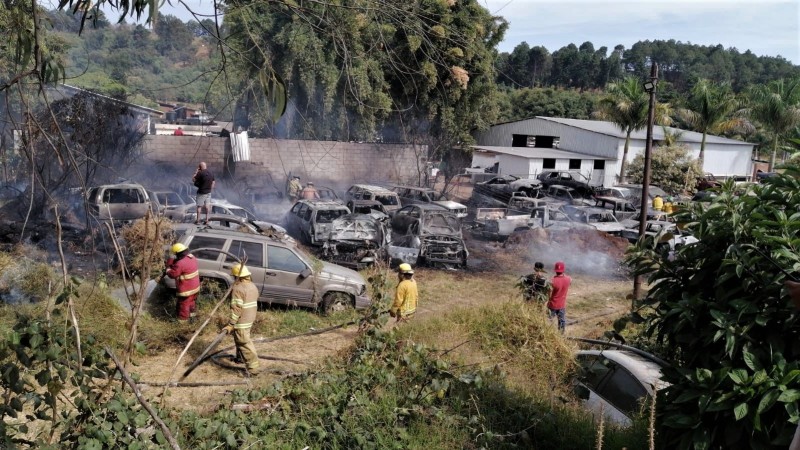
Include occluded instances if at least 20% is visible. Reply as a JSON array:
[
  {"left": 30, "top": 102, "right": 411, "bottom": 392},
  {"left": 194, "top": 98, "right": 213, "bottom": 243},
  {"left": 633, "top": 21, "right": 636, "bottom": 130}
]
[{"left": 575, "top": 349, "right": 668, "bottom": 427}]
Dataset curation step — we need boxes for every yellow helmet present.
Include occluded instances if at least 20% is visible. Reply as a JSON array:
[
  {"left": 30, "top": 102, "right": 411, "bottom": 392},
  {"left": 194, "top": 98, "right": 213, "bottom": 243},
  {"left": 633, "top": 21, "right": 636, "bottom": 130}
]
[
  {"left": 398, "top": 263, "right": 414, "bottom": 274},
  {"left": 231, "top": 263, "right": 251, "bottom": 278},
  {"left": 171, "top": 243, "right": 188, "bottom": 254}
]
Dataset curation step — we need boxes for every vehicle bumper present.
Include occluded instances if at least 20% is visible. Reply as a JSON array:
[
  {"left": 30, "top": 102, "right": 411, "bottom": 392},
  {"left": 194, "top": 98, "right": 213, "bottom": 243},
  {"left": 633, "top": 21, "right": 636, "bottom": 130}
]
[{"left": 355, "top": 295, "right": 371, "bottom": 309}]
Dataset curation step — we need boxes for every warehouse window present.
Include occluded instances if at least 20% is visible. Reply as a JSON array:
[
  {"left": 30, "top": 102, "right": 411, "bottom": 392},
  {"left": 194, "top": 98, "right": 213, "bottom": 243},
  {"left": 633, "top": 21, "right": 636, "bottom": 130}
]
[
  {"left": 594, "top": 160, "right": 606, "bottom": 170},
  {"left": 569, "top": 159, "right": 582, "bottom": 170},
  {"left": 543, "top": 158, "right": 556, "bottom": 169},
  {"left": 512, "top": 134, "right": 532, "bottom": 147},
  {"left": 534, "top": 136, "right": 557, "bottom": 148}
]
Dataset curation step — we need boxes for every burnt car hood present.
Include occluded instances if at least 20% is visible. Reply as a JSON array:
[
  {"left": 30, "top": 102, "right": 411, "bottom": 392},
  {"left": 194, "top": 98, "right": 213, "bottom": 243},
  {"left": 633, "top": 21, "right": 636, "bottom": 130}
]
[
  {"left": 420, "top": 212, "right": 462, "bottom": 236},
  {"left": 328, "top": 214, "right": 383, "bottom": 242}
]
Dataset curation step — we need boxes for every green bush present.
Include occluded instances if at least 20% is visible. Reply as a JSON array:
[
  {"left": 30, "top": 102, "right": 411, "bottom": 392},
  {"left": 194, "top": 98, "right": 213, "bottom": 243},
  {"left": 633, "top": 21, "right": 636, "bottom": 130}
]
[{"left": 627, "top": 171, "right": 800, "bottom": 449}]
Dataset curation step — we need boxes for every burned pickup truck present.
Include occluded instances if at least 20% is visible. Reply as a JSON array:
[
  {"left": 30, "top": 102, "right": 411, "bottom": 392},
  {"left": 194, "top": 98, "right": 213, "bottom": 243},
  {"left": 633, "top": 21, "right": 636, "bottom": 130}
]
[
  {"left": 388, "top": 204, "right": 468, "bottom": 269},
  {"left": 319, "top": 211, "right": 391, "bottom": 269}
]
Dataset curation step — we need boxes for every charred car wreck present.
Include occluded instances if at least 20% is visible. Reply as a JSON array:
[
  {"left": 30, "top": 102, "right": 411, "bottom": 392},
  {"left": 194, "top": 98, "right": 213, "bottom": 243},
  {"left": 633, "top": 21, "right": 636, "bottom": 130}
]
[
  {"left": 388, "top": 204, "right": 468, "bottom": 269},
  {"left": 319, "top": 212, "right": 391, "bottom": 269}
]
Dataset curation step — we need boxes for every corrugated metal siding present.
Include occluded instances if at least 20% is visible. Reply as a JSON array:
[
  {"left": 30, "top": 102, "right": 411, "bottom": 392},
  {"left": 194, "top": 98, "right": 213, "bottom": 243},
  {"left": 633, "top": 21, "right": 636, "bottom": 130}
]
[
  {"left": 475, "top": 118, "right": 754, "bottom": 180},
  {"left": 698, "top": 144, "right": 753, "bottom": 176},
  {"left": 474, "top": 118, "right": 625, "bottom": 158}
]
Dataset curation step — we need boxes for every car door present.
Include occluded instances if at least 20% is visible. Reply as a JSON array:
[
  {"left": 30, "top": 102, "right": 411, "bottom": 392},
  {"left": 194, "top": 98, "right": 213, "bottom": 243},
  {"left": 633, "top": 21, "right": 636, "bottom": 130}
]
[
  {"left": 391, "top": 206, "right": 419, "bottom": 234},
  {"left": 184, "top": 234, "right": 228, "bottom": 278},
  {"left": 285, "top": 202, "right": 304, "bottom": 239},
  {"left": 222, "top": 238, "right": 268, "bottom": 301},
  {"left": 263, "top": 244, "right": 316, "bottom": 307}
]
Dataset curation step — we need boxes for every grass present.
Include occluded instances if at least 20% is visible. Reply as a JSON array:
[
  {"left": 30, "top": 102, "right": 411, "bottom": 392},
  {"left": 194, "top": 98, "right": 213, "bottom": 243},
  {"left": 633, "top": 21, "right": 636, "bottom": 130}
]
[{"left": 0, "top": 246, "right": 651, "bottom": 449}]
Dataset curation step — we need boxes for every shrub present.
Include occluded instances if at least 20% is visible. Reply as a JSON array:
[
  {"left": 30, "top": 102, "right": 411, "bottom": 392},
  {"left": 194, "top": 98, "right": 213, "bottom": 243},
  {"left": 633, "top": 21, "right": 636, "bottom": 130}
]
[{"left": 627, "top": 171, "right": 800, "bottom": 449}]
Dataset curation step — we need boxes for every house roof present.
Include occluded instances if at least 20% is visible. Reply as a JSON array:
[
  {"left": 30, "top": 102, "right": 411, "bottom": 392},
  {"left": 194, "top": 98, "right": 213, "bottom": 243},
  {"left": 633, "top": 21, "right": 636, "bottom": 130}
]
[
  {"left": 536, "top": 117, "right": 752, "bottom": 146},
  {"left": 471, "top": 145, "right": 615, "bottom": 160},
  {"left": 53, "top": 84, "right": 164, "bottom": 117}
]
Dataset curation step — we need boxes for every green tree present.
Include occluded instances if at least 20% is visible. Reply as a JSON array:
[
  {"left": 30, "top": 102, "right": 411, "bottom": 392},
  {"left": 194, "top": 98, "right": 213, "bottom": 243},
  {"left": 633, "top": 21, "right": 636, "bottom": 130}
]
[
  {"left": 677, "top": 79, "right": 745, "bottom": 165},
  {"left": 627, "top": 172, "right": 800, "bottom": 449},
  {"left": 746, "top": 77, "right": 800, "bottom": 171},
  {"left": 626, "top": 142, "right": 701, "bottom": 194},
  {"left": 594, "top": 75, "right": 671, "bottom": 182},
  {"left": 223, "top": 0, "right": 507, "bottom": 149}
]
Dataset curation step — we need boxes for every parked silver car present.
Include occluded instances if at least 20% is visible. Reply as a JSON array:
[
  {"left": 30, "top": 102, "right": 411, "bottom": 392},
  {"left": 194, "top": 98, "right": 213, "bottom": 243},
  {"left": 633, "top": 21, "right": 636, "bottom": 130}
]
[
  {"left": 86, "top": 183, "right": 152, "bottom": 221},
  {"left": 172, "top": 227, "right": 370, "bottom": 313}
]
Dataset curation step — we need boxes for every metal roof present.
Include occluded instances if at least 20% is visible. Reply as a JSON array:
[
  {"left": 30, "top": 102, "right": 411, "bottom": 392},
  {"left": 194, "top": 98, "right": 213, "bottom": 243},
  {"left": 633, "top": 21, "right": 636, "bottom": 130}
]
[
  {"left": 471, "top": 145, "right": 615, "bottom": 160},
  {"left": 536, "top": 117, "right": 752, "bottom": 146}
]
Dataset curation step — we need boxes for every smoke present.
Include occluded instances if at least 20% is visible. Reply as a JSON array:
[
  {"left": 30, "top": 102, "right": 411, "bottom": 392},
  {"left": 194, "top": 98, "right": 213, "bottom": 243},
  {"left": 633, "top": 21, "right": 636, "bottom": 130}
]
[{"left": 506, "top": 228, "right": 629, "bottom": 279}]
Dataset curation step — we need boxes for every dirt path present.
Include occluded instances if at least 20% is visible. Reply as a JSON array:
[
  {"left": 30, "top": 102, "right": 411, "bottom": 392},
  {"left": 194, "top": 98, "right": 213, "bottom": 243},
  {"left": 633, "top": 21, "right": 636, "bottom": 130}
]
[{"left": 133, "top": 326, "right": 359, "bottom": 412}]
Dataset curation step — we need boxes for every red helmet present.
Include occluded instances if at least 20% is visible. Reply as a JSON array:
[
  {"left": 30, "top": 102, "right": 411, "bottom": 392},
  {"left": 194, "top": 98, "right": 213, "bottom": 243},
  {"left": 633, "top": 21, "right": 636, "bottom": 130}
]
[{"left": 554, "top": 261, "right": 565, "bottom": 273}]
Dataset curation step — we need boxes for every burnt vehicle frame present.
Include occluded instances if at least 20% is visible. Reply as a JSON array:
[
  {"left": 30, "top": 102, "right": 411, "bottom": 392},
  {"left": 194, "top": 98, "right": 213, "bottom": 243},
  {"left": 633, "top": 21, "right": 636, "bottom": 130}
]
[
  {"left": 319, "top": 212, "right": 392, "bottom": 269},
  {"left": 388, "top": 204, "right": 468, "bottom": 269}
]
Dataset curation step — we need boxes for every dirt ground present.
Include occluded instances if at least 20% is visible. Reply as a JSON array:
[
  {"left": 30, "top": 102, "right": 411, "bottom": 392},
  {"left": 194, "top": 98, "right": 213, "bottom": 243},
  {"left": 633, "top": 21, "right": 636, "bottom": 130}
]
[{"left": 132, "top": 227, "right": 633, "bottom": 412}]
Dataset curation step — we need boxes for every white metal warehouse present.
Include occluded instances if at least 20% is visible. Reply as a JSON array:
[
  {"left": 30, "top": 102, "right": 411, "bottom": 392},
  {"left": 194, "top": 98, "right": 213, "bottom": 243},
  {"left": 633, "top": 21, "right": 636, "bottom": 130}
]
[{"left": 471, "top": 117, "right": 755, "bottom": 187}]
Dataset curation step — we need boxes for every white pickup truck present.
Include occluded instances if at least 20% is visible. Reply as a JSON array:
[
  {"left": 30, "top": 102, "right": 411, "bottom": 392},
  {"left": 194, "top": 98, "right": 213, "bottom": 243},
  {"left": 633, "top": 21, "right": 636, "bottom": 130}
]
[{"left": 470, "top": 207, "right": 532, "bottom": 239}]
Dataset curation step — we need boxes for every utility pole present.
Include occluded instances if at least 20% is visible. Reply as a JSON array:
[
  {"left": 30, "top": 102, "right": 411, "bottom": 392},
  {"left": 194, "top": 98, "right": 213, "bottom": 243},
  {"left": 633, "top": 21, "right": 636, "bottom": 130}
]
[{"left": 632, "top": 62, "right": 658, "bottom": 307}]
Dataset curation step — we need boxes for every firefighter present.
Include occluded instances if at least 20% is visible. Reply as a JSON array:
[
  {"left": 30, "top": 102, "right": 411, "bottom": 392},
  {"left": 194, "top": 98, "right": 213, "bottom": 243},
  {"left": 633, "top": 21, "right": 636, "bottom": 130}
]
[
  {"left": 222, "top": 263, "right": 260, "bottom": 373},
  {"left": 390, "top": 263, "right": 418, "bottom": 322},
  {"left": 519, "top": 261, "right": 550, "bottom": 303},
  {"left": 165, "top": 243, "right": 200, "bottom": 322},
  {"left": 300, "top": 181, "right": 321, "bottom": 200},
  {"left": 652, "top": 194, "right": 664, "bottom": 211},
  {"left": 287, "top": 176, "right": 302, "bottom": 203}
]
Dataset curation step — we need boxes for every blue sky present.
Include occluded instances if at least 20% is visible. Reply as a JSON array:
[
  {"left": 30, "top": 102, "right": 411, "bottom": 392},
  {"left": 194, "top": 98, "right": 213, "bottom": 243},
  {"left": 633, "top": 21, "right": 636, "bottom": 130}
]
[
  {"left": 481, "top": 0, "right": 800, "bottom": 63},
  {"left": 115, "top": 0, "right": 800, "bottom": 64}
]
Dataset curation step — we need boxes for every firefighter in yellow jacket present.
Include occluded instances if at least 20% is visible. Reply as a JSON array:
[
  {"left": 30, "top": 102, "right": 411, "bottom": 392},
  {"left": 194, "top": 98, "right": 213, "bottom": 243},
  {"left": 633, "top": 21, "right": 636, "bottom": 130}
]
[
  {"left": 390, "top": 263, "right": 418, "bottom": 322},
  {"left": 222, "top": 264, "right": 260, "bottom": 373}
]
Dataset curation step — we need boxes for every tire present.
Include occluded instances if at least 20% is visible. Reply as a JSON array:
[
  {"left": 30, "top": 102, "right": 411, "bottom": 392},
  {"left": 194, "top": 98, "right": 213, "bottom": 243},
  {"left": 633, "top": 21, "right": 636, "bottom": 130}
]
[
  {"left": 320, "top": 292, "right": 354, "bottom": 315},
  {"left": 199, "top": 277, "right": 228, "bottom": 301}
]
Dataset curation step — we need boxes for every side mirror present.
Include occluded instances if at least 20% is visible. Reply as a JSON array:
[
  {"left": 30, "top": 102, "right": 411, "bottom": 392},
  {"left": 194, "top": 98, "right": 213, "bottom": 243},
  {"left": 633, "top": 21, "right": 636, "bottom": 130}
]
[{"left": 299, "top": 267, "right": 313, "bottom": 279}]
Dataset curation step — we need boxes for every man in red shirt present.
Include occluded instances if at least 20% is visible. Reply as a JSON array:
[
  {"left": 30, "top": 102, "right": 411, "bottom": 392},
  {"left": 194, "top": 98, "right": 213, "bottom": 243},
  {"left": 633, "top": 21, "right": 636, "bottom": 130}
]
[
  {"left": 547, "top": 261, "right": 571, "bottom": 333},
  {"left": 165, "top": 243, "right": 200, "bottom": 321}
]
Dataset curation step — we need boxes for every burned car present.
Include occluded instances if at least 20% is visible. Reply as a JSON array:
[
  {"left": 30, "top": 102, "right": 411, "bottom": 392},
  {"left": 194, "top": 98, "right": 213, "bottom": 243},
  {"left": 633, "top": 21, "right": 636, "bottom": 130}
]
[
  {"left": 388, "top": 204, "right": 468, "bottom": 268},
  {"left": 561, "top": 205, "right": 626, "bottom": 236},
  {"left": 284, "top": 200, "right": 352, "bottom": 246},
  {"left": 536, "top": 170, "right": 595, "bottom": 197},
  {"left": 473, "top": 175, "right": 542, "bottom": 202},
  {"left": 318, "top": 212, "right": 391, "bottom": 269}
]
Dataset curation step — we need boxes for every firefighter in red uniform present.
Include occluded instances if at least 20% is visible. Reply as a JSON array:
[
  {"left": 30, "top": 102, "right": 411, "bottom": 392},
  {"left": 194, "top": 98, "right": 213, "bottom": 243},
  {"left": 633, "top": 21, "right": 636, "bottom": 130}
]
[{"left": 165, "top": 243, "right": 200, "bottom": 321}]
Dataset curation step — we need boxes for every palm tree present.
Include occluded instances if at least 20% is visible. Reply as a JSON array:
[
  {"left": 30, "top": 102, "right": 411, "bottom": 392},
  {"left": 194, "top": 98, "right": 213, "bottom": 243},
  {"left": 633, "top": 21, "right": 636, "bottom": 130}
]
[
  {"left": 746, "top": 78, "right": 800, "bottom": 171},
  {"left": 677, "top": 79, "right": 746, "bottom": 166},
  {"left": 595, "top": 76, "right": 671, "bottom": 182}
]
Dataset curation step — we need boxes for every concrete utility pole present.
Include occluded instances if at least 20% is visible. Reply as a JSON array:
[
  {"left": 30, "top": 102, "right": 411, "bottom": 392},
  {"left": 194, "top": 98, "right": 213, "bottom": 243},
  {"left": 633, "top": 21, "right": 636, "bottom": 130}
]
[{"left": 632, "top": 62, "right": 658, "bottom": 306}]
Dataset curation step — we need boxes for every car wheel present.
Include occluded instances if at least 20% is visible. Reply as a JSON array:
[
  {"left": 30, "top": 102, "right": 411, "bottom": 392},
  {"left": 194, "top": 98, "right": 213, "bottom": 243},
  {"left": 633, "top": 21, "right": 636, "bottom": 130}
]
[
  {"left": 200, "top": 277, "right": 228, "bottom": 301},
  {"left": 320, "top": 292, "right": 354, "bottom": 316}
]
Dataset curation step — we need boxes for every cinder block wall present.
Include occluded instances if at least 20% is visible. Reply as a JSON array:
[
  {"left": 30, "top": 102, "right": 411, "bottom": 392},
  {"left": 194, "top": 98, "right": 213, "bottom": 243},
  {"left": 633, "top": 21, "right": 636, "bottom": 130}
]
[{"left": 140, "top": 135, "right": 425, "bottom": 189}]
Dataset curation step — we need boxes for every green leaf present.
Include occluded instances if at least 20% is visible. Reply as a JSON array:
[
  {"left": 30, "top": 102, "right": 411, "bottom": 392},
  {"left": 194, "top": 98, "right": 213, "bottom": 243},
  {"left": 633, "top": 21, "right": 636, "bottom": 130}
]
[
  {"left": 733, "top": 402, "right": 749, "bottom": 420},
  {"left": 757, "top": 389, "right": 780, "bottom": 414},
  {"left": 743, "top": 348, "right": 763, "bottom": 371},
  {"left": 729, "top": 369, "right": 749, "bottom": 385},
  {"left": 778, "top": 389, "right": 800, "bottom": 403}
]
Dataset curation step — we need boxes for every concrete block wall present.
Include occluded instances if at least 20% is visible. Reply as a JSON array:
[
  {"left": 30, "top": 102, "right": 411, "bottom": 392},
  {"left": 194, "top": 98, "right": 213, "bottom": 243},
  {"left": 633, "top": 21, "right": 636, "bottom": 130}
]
[{"left": 140, "top": 135, "right": 424, "bottom": 189}]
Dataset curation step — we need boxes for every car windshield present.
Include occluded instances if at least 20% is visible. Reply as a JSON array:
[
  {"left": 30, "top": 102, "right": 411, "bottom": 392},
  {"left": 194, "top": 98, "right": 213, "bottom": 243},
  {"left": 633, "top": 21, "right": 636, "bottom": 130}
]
[
  {"left": 375, "top": 194, "right": 398, "bottom": 206},
  {"left": 316, "top": 209, "right": 348, "bottom": 223},
  {"left": 157, "top": 192, "right": 182, "bottom": 206},
  {"left": 229, "top": 207, "right": 257, "bottom": 221}
]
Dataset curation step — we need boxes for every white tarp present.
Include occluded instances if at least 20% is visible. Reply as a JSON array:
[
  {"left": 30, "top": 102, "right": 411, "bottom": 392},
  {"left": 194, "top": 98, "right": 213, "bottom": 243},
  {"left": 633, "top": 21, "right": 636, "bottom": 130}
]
[{"left": 230, "top": 131, "right": 250, "bottom": 162}]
